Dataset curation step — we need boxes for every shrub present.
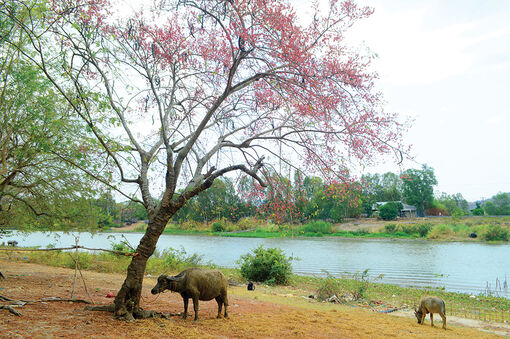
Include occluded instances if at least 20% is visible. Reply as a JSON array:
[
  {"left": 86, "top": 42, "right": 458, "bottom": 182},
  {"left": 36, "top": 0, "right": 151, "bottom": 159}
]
[
  {"left": 384, "top": 224, "right": 397, "bottom": 233},
  {"left": 300, "top": 221, "right": 333, "bottom": 234},
  {"left": 110, "top": 241, "right": 135, "bottom": 253},
  {"left": 379, "top": 202, "right": 401, "bottom": 221},
  {"left": 482, "top": 225, "right": 509, "bottom": 241},
  {"left": 316, "top": 272, "right": 342, "bottom": 301},
  {"left": 212, "top": 222, "right": 225, "bottom": 232},
  {"left": 163, "top": 246, "right": 204, "bottom": 269},
  {"left": 427, "top": 224, "right": 455, "bottom": 239},
  {"left": 238, "top": 245, "right": 294, "bottom": 285},
  {"left": 472, "top": 208, "right": 484, "bottom": 216},
  {"left": 415, "top": 223, "right": 432, "bottom": 237}
]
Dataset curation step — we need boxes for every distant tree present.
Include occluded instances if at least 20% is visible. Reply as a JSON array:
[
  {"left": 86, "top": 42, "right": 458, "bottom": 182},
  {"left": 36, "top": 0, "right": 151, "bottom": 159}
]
[
  {"left": 483, "top": 192, "right": 510, "bottom": 215},
  {"left": 471, "top": 202, "right": 484, "bottom": 216},
  {"left": 401, "top": 165, "right": 437, "bottom": 217},
  {"left": 435, "top": 193, "right": 469, "bottom": 216},
  {"left": 360, "top": 172, "right": 402, "bottom": 217}
]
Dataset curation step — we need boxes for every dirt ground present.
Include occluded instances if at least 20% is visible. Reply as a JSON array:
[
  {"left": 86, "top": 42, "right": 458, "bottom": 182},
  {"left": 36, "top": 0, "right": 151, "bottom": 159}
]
[{"left": 1, "top": 260, "right": 509, "bottom": 338}]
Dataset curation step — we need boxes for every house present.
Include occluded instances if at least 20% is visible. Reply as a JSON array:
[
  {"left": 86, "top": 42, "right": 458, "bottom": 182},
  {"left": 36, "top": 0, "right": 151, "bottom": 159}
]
[{"left": 373, "top": 201, "right": 417, "bottom": 218}]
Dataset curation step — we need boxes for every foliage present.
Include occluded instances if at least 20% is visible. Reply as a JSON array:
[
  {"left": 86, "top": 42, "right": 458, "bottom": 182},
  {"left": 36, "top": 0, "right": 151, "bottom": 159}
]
[
  {"left": 350, "top": 269, "right": 371, "bottom": 301},
  {"left": 0, "top": 30, "right": 98, "bottom": 229},
  {"left": 435, "top": 193, "right": 469, "bottom": 216},
  {"left": 162, "top": 246, "right": 205, "bottom": 270},
  {"left": 401, "top": 165, "right": 437, "bottom": 216},
  {"left": 238, "top": 245, "right": 294, "bottom": 285},
  {"left": 483, "top": 193, "right": 510, "bottom": 216},
  {"left": 212, "top": 221, "right": 225, "bottom": 232},
  {"left": 481, "top": 225, "right": 509, "bottom": 241},
  {"left": 427, "top": 224, "right": 455, "bottom": 240},
  {"left": 378, "top": 202, "right": 402, "bottom": 220},
  {"left": 384, "top": 224, "right": 397, "bottom": 233},
  {"left": 316, "top": 272, "right": 343, "bottom": 301}
]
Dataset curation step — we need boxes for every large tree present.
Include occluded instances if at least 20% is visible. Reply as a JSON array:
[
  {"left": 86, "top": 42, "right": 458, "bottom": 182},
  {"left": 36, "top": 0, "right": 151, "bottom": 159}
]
[
  {"left": 401, "top": 165, "right": 437, "bottom": 217},
  {"left": 3, "top": 0, "right": 407, "bottom": 319},
  {"left": 0, "top": 9, "right": 98, "bottom": 229}
]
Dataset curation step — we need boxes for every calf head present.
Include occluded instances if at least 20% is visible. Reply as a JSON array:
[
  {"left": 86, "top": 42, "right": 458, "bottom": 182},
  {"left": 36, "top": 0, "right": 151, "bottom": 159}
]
[{"left": 151, "top": 274, "right": 179, "bottom": 294}]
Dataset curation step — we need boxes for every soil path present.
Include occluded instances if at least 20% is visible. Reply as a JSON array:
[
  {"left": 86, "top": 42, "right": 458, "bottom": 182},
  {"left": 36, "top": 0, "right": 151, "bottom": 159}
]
[{"left": 0, "top": 260, "right": 506, "bottom": 338}]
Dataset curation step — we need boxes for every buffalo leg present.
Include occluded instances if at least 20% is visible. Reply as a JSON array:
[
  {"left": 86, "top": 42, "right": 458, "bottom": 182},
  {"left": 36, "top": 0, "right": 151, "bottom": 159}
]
[
  {"left": 223, "top": 294, "right": 228, "bottom": 318},
  {"left": 192, "top": 295, "right": 200, "bottom": 321},
  {"left": 215, "top": 296, "right": 223, "bottom": 318},
  {"left": 440, "top": 312, "right": 447, "bottom": 329},
  {"left": 182, "top": 297, "right": 189, "bottom": 319}
]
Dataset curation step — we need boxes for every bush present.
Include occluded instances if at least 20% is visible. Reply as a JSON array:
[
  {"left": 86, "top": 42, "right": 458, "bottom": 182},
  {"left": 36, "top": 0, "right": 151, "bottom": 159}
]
[
  {"left": 316, "top": 272, "right": 342, "bottom": 301},
  {"left": 482, "top": 225, "right": 509, "bottom": 241},
  {"left": 384, "top": 224, "right": 397, "bottom": 233},
  {"left": 427, "top": 224, "right": 455, "bottom": 239},
  {"left": 163, "top": 246, "right": 204, "bottom": 269},
  {"left": 212, "top": 222, "right": 225, "bottom": 232},
  {"left": 237, "top": 245, "right": 294, "bottom": 285},
  {"left": 472, "top": 208, "right": 484, "bottom": 216},
  {"left": 300, "top": 221, "right": 333, "bottom": 234},
  {"left": 379, "top": 202, "right": 401, "bottom": 221}
]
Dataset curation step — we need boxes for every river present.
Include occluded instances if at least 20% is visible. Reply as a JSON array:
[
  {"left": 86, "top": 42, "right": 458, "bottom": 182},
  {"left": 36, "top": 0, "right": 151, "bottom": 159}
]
[{"left": 5, "top": 231, "right": 510, "bottom": 298}]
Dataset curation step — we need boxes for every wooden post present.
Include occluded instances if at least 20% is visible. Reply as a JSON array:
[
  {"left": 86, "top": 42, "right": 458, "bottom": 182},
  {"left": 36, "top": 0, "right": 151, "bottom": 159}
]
[{"left": 71, "top": 238, "right": 79, "bottom": 298}]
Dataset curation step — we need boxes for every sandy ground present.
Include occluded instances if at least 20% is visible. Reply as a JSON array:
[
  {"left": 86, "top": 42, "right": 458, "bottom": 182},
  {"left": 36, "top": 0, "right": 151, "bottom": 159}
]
[{"left": 0, "top": 260, "right": 508, "bottom": 338}]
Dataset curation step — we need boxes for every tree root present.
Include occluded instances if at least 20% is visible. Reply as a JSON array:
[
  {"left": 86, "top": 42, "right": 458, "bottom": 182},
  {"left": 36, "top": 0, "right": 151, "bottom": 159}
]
[
  {"left": 0, "top": 305, "right": 22, "bottom": 316},
  {"left": 84, "top": 304, "right": 176, "bottom": 321}
]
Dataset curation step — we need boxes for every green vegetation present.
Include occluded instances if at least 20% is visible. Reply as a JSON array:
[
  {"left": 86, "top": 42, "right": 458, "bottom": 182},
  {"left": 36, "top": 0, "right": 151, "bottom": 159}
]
[
  {"left": 157, "top": 216, "right": 510, "bottom": 243},
  {"left": 237, "top": 245, "right": 294, "bottom": 285},
  {"left": 379, "top": 202, "right": 402, "bottom": 221}
]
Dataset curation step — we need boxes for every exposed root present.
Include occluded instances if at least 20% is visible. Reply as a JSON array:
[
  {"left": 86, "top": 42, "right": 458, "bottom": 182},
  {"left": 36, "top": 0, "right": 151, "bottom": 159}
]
[
  {"left": 84, "top": 304, "right": 175, "bottom": 321},
  {"left": 0, "top": 305, "right": 22, "bottom": 316}
]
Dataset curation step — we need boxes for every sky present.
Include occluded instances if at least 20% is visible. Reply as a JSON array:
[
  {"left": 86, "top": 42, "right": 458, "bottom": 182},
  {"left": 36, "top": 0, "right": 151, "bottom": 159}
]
[{"left": 296, "top": 0, "right": 510, "bottom": 201}]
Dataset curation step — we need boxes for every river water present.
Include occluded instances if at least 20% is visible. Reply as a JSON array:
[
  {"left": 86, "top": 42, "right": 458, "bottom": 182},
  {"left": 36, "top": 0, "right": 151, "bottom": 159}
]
[{"left": 5, "top": 231, "right": 510, "bottom": 298}]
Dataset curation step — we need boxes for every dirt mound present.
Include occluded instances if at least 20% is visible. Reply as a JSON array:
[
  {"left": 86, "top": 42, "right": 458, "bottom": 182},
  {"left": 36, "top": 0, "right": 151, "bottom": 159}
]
[{"left": 0, "top": 260, "right": 502, "bottom": 338}]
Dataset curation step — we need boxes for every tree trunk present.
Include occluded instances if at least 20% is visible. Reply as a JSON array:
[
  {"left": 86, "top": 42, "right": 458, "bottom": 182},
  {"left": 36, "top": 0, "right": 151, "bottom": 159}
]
[{"left": 113, "top": 215, "right": 169, "bottom": 320}]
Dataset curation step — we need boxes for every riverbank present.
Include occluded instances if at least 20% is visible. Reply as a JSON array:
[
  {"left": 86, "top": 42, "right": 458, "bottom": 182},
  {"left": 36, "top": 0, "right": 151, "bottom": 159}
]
[
  {"left": 111, "top": 216, "right": 510, "bottom": 243},
  {"left": 3, "top": 246, "right": 510, "bottom": 326},
  {"left": 0, "top": 259, "right": 508, "bottom": 337}
]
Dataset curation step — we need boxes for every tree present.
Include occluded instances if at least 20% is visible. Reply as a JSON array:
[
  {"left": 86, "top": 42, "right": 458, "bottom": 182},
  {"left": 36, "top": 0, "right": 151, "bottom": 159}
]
[
  {"left": 360, "top": 172, "right": 402, "bottom": 216},
  {"left": 483, "top": 192, "right": 510, "bottom": 216},
  {"left": 4, "top": 0, "right": 407, "bottom": 319},
  {"left": 0, "top": 8, "right": 97, "bottom": 229},
  {"left": 401, "top": 165, "right": 437, "bottom": 217},
  {"left": 435, "top": 192, "right": 469, "bottom": 216}
]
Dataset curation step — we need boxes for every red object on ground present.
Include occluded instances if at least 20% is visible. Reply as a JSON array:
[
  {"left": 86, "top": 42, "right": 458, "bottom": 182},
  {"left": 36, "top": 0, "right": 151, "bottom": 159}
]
[{"left": 106, "top": 292, "right": 114, "bottom": 298}]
